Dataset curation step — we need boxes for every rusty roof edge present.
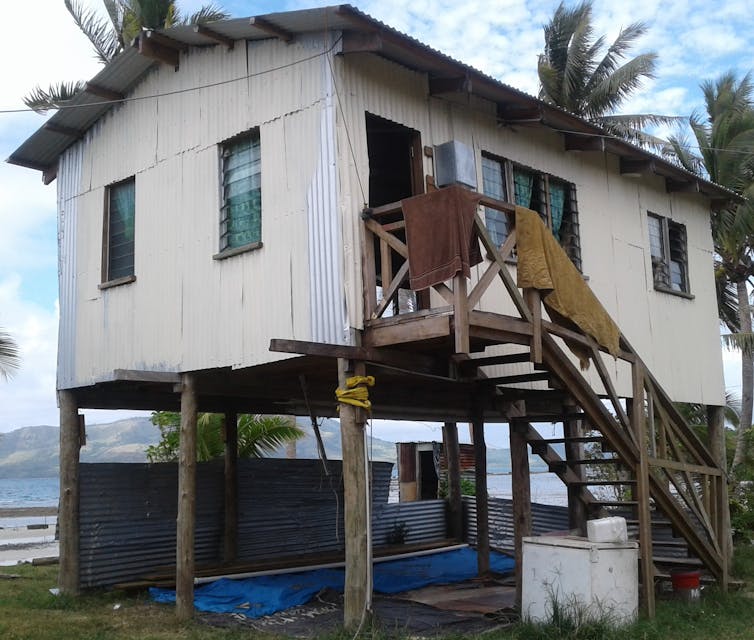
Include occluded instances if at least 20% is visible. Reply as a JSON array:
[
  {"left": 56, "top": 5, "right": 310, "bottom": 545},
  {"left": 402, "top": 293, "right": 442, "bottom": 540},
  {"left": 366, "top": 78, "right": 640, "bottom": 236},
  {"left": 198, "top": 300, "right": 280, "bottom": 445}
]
[{"left": 8, "top": 3, "right": 739, "bottom": 205}]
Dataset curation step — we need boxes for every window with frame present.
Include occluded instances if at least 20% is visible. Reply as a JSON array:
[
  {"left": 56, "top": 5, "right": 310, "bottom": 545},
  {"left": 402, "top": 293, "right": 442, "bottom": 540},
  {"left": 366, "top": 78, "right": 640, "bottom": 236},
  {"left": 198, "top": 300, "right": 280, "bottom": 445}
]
[
  {"left": 648, "top": 213, "right": 689, "bottom": 294},
  {"left": 481, "top": 153, "right": 582, "bottom": 270},
  {"left": 103, "top": 177, "right": 135, "bottom": 283},
  {"left": 220, "top": 130, "right": 262, "bottom": 252}
]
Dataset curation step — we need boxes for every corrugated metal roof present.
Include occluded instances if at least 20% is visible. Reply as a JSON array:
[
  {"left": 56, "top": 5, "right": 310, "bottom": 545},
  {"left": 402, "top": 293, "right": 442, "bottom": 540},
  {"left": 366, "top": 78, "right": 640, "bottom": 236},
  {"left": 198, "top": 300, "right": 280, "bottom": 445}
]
[{"left": 8, "top": 3, "right": 735, "bottom": 202}]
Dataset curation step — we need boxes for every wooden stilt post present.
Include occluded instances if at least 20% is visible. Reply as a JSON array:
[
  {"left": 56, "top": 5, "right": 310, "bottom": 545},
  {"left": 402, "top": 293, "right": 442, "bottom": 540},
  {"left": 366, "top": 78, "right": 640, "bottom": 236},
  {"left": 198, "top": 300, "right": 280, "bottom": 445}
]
[
  {"left": 707, "top": 404, "right": 731, "bottom": 581},
  {"left": 58, "top": 390, "right": 81, "bottom": 595},
  {"left": 223, "top": 411, "right": 238, "bottom": 565},
  {"left": 472, "top": 411, "right": 489, "bottom": 575},
  {"left": 338, "top": 358, "right": 370, "bottom": 629},
  {"left": 631, "top": 364, "right": 655, "bottom": 617},
  {"left": 176, "top": 373, "right": 198, "bottom": 622},
  {"left": 510, "top": 420, "right": 532, "bottom": 610},
  {"left": 443, "top": 422, "right": 463, "bottom": 540},
  {"left": 563, "top": 403, "right": 587, "bottom": 535}
]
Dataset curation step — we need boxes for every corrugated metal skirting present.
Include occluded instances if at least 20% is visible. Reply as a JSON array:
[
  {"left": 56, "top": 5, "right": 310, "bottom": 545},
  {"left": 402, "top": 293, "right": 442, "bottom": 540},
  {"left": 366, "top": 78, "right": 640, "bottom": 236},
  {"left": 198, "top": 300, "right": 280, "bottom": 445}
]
[
  {"left": 79, "top": 459, "right": 440, "bottom": 588},
  {"left": 464, "top": 496, "right": 569, "bottom": 552}
]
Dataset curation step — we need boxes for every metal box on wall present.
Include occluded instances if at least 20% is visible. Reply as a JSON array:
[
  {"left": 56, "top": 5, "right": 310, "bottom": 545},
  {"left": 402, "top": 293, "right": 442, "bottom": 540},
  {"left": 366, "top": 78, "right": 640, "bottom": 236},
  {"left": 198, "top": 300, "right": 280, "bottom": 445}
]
[
  {"left": 434, "top": 140, "right": 477, "bottom": 189},
  {"left": 521, "top": 536, "right": 639, "bottom": 626}
]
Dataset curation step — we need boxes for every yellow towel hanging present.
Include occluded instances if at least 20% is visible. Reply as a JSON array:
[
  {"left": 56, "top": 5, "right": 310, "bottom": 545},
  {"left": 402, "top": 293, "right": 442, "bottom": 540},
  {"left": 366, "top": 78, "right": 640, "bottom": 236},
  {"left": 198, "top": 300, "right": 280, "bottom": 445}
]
[{"left": 335, "top": 375, "right": 375, "bottom": 411}]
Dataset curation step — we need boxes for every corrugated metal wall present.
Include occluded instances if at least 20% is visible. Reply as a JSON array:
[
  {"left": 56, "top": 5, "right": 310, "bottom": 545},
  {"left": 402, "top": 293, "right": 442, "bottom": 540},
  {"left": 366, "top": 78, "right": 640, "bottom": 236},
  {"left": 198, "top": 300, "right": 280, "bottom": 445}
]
[
  {"left": 79, "top": 459, "right": 425, "bottom": 588},
  {"left": 332, "top": 51, "right": 724, "bottom": 405},
  {"left": 56, "top": 142, "right": 84, "bottom": 389},
  {"left": 464, "top": 496, "right": 569, "bottom": 553},
  {"left": 307, "top": 38, "right": 347, "bottom": 345}
]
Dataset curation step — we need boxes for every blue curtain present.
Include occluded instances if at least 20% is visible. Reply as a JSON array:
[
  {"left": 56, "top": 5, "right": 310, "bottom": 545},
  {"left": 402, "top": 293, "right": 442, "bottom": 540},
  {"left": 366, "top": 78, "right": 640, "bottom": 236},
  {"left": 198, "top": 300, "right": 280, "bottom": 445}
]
[
  {"left": 513, "top": 169, "right": 533, "bottom": 207},
  {"left": 549, "top": 181, "right": 565, "bottom": 239}
]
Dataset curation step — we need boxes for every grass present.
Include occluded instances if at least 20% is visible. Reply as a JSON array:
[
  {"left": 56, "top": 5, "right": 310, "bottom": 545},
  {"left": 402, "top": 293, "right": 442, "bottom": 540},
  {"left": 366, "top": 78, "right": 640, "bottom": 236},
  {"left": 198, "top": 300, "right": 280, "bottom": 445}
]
[{"left": 3, "top": 548, "right": 754, "bottom": 639}]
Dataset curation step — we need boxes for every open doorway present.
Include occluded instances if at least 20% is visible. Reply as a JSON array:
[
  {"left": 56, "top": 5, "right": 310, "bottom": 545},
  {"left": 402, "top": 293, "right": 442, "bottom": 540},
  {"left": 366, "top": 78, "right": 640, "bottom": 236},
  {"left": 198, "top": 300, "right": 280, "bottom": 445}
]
[{"left": 365, "top": 113, "right": 425, "bottom": 313}]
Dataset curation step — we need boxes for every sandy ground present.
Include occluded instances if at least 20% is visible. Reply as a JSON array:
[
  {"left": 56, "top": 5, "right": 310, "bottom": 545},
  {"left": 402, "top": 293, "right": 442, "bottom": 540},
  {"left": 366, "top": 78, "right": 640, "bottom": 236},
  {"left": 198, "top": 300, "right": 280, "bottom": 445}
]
[{"left": 0, "top": 507, "right": 59, "bottom": 566}]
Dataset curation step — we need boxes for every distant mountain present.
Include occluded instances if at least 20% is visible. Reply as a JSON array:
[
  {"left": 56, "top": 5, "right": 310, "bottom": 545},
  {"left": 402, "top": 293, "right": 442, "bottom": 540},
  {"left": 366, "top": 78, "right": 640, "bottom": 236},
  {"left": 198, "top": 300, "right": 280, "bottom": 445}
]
[{"left": 0, "top": 416, "right": 555, "bottom": 479}]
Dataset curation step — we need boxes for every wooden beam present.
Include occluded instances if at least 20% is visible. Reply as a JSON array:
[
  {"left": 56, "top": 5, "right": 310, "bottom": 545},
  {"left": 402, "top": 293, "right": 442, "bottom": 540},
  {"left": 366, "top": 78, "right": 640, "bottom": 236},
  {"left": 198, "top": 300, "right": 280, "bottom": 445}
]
[
  {"left": 620, "top": 158, "right": 656, "bottom": 177},
  {"left": 338, "top": 357, "right": 371, "bottom": 628},
  {"left": 84, "top": 82, "right": 124, "bottom": 102},
  {"left": 42, "top": 164, "right": 58, "bottom": 185},
  {"left": 113, "top": 369, "right": 182, "bottom": 383},
  {"left": 443, "top": 422, "right": 463, "bottom": 540},
  {"left": 429, "top": 75, "right": 471, "bottom": 95},
  {"left": 137, "top": 33, "right": 179, "bottom": 67},
  {"left": 193, "top": 23, "right": 234, "bottom": 49},
  {"left": 223, "top": 411, "right": 238, "bottom": 564},
  {"left": 666, "top": 178, "right": 700, "bottom": 193},
  {"left": 458, "top": 352, "right": 532, "bottom": 372},
  {"left": 43, "top": 122, "right": 84, "bottom": 138},
  {"left": 249, "top": 17, "right": 293, "bottom": 43},
  {"left": 563, "top": 404, "right": 587, "bottom": 535},
  {"left": 497, "top": 104, "right": 541, "bottom": 124},
  {"left": 564, "top": 133, "right": 605, "bottom": 152},
  {"left": 176, "top": 373, "right": 198, "bottom": 621},
  {"left": 483, "top": 372, "right": 551, "bottom": 385},
  {"left": 472, "top": 411, "right": 490, "bottom": 575},
  {"left": 453, "top": 274, "right": 470, "bottom": 355},
  {"left": 706, "top": 403, "right": 731, "bottom": 577},
  {"left": 145, "top": 29, "right": 188, "bottom": 51},
  {"left": 58, "top": 390, "right": 80, "bottom": 595},
  {"left": 631, "top": 364, "right": 655, "bottom": 617},
  {"left": 509, "top": 421, "right": 532, "bottom": 610},
  {"left": 362, "top": 313, "right": 451, "bottom": 347},
  {"left": 269, "top": 338, "right": 447, "bottom": 377}
]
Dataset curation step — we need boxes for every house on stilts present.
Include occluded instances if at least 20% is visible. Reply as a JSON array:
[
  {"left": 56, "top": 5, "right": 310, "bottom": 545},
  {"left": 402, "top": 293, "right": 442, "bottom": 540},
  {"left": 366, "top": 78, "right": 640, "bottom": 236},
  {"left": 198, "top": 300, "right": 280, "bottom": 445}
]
[{"left": 9, "top": 4, "right": 735, "bottom": 625}]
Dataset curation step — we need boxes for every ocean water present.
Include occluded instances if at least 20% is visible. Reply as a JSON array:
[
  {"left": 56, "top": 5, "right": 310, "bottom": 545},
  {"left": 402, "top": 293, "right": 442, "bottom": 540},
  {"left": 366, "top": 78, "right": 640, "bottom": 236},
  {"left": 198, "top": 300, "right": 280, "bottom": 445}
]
[{"left": 0, "top": 477, "right": 59, "bottom": 509}]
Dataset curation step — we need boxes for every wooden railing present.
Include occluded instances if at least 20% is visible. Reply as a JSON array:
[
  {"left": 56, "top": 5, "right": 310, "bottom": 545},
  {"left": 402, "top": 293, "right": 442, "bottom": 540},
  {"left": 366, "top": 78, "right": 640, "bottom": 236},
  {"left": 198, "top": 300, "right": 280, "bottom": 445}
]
[{"left": 360, "top": 188, "right": 730, "bottom": 613}]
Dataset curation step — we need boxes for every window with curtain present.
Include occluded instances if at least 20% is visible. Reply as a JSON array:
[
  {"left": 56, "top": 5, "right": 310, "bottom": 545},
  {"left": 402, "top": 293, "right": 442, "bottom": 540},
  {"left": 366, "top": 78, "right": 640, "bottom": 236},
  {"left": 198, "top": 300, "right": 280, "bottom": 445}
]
[
  {"left": 220, "top": 130, "right": 262, "bottom": 252},
  {"left": 648, "top": 213, "right": 689, "bottom": 294},
  {"left": 481, "top": 155, "right": 509, "bottom": 248},
  {"left": 104, "top": 177, "right": 135, "bottom": 282},
  {"left": 480, "top": 153, "right": 581, "bottom": 269}
]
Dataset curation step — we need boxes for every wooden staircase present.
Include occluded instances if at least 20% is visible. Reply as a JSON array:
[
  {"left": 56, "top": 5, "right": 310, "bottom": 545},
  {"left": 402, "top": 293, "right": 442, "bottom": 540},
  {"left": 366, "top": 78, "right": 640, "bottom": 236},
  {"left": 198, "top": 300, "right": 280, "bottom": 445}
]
[{"left": 361, "top": 191, "right": 731, "bottom": 615}]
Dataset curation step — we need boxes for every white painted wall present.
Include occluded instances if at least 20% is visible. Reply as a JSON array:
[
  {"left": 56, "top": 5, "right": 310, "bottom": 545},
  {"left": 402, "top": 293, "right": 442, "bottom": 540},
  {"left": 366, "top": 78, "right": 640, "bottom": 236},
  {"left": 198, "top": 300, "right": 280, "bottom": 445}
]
[
  {"left": 57, "top": 35, "right": 724, "bottom": 406},
  {"left": 334, "top": 53, "right": 724, "bottom": 405},
  {"left": 58, "top": 35, "right": 340, "bottom": 389}
]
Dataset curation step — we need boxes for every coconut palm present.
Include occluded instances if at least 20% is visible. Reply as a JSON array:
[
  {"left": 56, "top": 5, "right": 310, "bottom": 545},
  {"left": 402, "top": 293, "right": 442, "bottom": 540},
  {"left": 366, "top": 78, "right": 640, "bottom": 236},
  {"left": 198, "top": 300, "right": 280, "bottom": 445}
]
[
  {"left": 0, "top": 329, "right": 20, "bottom": 380},
  {"left": 24, "top": 0, "right": 228, "bottom": 112},
  {"left": 146, "top": 412, "right": 305, "bottom": 462},
  {"left": 667, "top": 72, "right": 754, "bottom": 475},
  {"left": 537, "top": 0, "right": 675, "bottom": 147}
]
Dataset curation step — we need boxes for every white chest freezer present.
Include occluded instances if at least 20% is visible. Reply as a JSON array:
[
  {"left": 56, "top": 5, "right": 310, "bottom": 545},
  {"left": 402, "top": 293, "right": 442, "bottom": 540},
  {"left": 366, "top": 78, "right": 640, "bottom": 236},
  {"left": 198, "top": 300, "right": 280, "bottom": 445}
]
[{"left": 522, "top": 536, "right": 639, "bottom": 625}]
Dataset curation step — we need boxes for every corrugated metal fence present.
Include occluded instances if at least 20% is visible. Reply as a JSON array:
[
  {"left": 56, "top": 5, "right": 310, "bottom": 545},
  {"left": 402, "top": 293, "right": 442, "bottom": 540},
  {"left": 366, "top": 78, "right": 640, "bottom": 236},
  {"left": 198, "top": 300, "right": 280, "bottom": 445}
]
[
  {"left": 80, "top": 459, "right": 451, "bottom": 587},
  {"left": 464, "top": 496, "right": 569, "bottom": 553}
]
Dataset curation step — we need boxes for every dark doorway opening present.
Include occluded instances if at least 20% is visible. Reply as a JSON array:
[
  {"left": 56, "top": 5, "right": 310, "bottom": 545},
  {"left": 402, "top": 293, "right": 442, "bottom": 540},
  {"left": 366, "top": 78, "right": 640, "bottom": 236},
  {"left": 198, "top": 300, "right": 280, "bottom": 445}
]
[
  {"left": 418, "top": 449, "right": 439, "bottom": 500},
  {"left": 365, "top": 113, "right": 426, "bottom": 312}
]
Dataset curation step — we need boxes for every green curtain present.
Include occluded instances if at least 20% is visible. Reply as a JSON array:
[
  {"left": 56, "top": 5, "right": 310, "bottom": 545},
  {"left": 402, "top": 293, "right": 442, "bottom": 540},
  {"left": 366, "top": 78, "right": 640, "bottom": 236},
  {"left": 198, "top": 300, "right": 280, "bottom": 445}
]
[
  {"left": 223, "top": 136, "right": 262, "bottom": 249},
  {"left": 549, "top": 181, "right": 565, "bottom": 239},
  {"left": 108, "top": 180, "right": 135, "bottom": 279},
  {"left": 513, "top": 169, "right": 533, "bottom": 207}
]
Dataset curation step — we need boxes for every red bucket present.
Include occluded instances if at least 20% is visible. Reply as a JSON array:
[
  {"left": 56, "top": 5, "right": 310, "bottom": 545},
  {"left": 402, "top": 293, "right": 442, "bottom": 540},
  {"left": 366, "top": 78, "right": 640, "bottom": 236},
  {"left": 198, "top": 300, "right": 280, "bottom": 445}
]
[
  {"left": 671, "top": 571, "right": 701, "bottom": 590},
  {"left": 671, "top": 570, "right": 701, "bottom": 602}
]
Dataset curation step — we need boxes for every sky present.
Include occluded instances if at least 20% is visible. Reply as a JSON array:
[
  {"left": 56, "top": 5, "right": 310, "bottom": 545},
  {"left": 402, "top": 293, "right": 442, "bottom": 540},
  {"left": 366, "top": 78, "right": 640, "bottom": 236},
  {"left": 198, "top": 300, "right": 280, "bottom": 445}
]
[{"left": 0, "top": 0, "right": 752, "bottom": 447}]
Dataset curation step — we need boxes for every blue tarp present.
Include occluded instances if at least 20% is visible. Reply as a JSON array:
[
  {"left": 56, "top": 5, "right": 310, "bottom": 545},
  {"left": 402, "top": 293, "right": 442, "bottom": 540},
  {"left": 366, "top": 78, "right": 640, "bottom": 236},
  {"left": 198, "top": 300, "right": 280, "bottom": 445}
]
[{"left": 151, "top": 547, "right": 514, "bottom": 618}]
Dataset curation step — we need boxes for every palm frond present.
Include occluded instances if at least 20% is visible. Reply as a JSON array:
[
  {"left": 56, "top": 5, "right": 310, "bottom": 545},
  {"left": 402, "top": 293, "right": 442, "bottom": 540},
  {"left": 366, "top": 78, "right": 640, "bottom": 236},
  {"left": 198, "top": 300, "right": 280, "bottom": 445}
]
[
  {"left": 23, "top": 81, "right": 86, "bottom": 113},
  {"left": 586, "top": 21, "right": 649, "bottom": 94},
  {"left": 584, "top": 53, "right": 657, "bottom": 119},
  {"left": 0, "top": 330, "right": 20, "bottom": 380},
  {"left": 237, "top": 415, "right": 304, "bottom": 458},
  {"left": 184, "top": 4, "right": 229, "bottom": 25},
  {"left": 723, "top": 332, "right": 754, "bottom": 355},
  {"left": 64, "top": 0, "right": 121, "bottom": 63}
]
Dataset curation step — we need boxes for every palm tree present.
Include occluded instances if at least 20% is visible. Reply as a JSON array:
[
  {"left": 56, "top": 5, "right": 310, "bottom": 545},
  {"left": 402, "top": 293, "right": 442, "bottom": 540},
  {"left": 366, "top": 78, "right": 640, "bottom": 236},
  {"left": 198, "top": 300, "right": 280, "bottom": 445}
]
[
  {"left": 24, "top": 0, "right": 228, "bottom": 112},
  {"left": 146, "top": 412, "right": 305, "bottom": 462},
  {"left": 537, "top": 0, "right": 674, "bottom": 147},
  {"left": 0, "top": 329, "right": 20, "bottom": 380},
  {"left": 667, "top": 72, "right": 754, "bottom": 475}
]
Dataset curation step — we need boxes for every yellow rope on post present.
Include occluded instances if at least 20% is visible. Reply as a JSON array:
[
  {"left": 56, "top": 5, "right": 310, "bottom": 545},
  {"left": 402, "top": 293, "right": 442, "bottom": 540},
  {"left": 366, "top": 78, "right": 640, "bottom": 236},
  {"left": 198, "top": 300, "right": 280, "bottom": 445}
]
[{"left": 336, "top": 375, "right": 375, "bottom": 411}]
